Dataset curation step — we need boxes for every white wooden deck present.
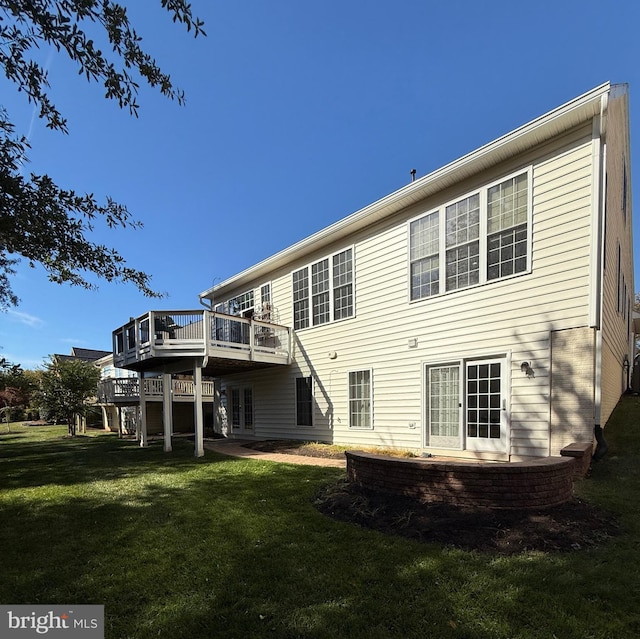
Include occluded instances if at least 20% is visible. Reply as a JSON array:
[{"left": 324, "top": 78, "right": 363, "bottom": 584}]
[
  {"left": 112, "top": 310, "right": 292, "bottom": 375},
  {"left": 97, "top": 377, "right": 215, "bottom": 404}
]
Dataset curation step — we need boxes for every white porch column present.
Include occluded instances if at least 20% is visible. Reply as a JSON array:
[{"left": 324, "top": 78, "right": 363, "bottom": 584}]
[
  {"left": 138, "top": 373, "right": 148, "bottom": 448},
  {"left": 117, "top": 406, "right": 123, "bottom": 438},
  {"left": 162, "top": 372, "right": 173, "bottom": 452},
  {"left": 193, "top": 362, "right": 204, "bottom": 457},
  {"left": 101, "top": 405, "right": 108, "bottom": 430}
]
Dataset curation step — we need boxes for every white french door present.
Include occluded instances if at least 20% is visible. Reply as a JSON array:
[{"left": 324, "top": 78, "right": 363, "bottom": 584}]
[
  {"left": 465, "top": 359, "right": 506, "bottom": 453},
  {"left": 425, "top": 357, "right": 507, "bottom": 453}
]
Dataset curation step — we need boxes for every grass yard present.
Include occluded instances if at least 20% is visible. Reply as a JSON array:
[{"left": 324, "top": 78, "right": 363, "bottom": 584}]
[{"left": 2, "top": 399, "right": 640, "bottom": 639}]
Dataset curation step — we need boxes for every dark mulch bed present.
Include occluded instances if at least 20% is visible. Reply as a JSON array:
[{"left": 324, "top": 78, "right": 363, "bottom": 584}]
[
  {"left": 243, "top": 440, "right": 620, "bottom": 554},
  {"left": 314, "top": 479, "right": 621, "bottom": 555}
]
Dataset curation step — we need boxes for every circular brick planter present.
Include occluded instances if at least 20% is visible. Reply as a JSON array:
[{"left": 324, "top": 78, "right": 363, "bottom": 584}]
[{"left": 345, "top": 451, "right": 578, "bottom": 509}]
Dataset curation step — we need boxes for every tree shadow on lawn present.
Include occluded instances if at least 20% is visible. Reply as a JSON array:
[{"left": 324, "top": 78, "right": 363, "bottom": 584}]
[
  {"left": 1, "top": 428, "right": 636, "bottom": 639},
  {"left": 0, "top": 432, "right": 237, "bottom": 489}
]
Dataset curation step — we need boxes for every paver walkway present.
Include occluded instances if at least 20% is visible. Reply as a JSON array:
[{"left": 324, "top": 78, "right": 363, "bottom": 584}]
[{"left": 203, "top": 438, "right": 346, "bottom": 468}]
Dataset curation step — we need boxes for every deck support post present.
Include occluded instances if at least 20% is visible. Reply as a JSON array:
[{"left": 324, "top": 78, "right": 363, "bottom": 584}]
[
  {"left": 162, "top": 373, "right": 173, "bottom": 452},
  {"left": 193, "top": 361, "right": 204, "bottom": 457},
  {"left": 138, "top": 373, "right": 148, "bottom": 448}
]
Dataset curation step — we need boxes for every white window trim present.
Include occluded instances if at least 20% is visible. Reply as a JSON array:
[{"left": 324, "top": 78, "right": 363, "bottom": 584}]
[
  {"left": 408, "top": 167, "right": 533, "bottom": 303},
  {"left": 348, "top": 368, "right": 373, "bottom": 430},
  {"left": 291, "top": 246, "right": 355, "bottom": 330}
]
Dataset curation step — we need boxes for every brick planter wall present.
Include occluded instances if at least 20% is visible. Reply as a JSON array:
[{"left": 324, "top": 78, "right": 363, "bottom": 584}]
[
  {"left": 345, "top": 450, "right": 586, "bottom": 509},
  {"left": 559, "top": 442, "right": 593, "bottom": 480}
]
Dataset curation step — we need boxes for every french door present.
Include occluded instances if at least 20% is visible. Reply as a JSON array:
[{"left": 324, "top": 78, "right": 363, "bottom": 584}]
[
  {"left": 427, "top": 364, "right": 462, "bottom": 449},
  {"left": 229, "top": 386, "right": 254, "bottom": 434},
  {"left": 465, "top": 359, "right": 506, "bottom": 452},
  {"left": 426, "top": 358, "right": 507, "bottom": 453}
]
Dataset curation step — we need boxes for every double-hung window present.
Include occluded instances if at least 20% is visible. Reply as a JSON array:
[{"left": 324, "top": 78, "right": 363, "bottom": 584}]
[
  {"left": 348, "top": 369, "right": 372, "bottom": 429},
  {"left": 293, "top": 269, "right": 310, "bottom": 329},
  {"left": 312, "top": 259, "right": 330, "bottom": 325},
  {"left": 410, "top": 170, "right": 530, "bottom": 300},
  {"left": 293, "top": 248, "right": 354, "bottom": 330},
  {"left": 410, "top": 212, "right": 439, "bottom": 299},
  {"left": 333, "top": 249, "right": 354, "bottom": 320},
  {"left": 487, "top": 173, "right": 528, "bottom": 280},
  {"left": 445, "top": 193, "right": 480, "bottom": 290}
]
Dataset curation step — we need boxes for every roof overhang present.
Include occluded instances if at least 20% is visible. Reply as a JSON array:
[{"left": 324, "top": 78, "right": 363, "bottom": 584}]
[{"left": 201, "top": 81, "right": 615, "bottom": 302}]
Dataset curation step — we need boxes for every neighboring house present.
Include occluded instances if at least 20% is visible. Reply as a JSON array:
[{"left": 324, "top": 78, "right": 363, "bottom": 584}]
[
  {"left": 53, "top": 347, "right": 111, "bottom": 365},
  {"left": 112, "top": 82, "right": 635, "bottom": 461}
]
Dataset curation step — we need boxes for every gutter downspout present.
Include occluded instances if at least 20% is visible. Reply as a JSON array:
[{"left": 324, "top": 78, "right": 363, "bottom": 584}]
[{"left": 199, "top": 294, "right": 212, "bottom": 310}]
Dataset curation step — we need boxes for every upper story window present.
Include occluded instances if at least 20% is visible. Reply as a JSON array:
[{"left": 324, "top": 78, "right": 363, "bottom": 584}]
[
  {"left": 445, "top": 193, "right": 480, "bottom": 290},
  {"left": 260, "top": 284, "right": 271, "bottom": 310},
  {"left": 229, "top": 291, "right": 254, "bottom": 315},
  {"left": 216, "top": 283, "right": 274, "bottom": 320},
  {"left": 487, "top": 173, "right": 528, "bottom": 280},
  {"left": 410, "top": 170, "right": 530, "bottom": 301},
  {"left": 293, "top": 248, "right": 354, "bottom": 330}
]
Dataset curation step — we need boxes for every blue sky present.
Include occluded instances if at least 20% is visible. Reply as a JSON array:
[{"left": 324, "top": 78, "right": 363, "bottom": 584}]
[{"left": 1, "top": 0, "right": 640, "bottom": 369}]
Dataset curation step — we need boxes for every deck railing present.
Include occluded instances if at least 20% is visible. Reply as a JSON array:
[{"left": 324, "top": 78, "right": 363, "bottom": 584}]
[
  {"left": 97, "top": 377, "right": 215, "bottom": 403},
  {"left": 112, "top": 310, "right": 291, "bottom": 371}
]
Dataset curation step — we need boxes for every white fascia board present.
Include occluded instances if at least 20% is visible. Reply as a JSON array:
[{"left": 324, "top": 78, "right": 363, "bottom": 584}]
[{"left": 201, "top": 82, "right": 612, "bottom": 301}]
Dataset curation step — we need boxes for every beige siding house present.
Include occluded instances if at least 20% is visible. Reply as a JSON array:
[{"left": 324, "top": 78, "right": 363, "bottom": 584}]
[{"left": 113, "top": 82, "right": 634, "bottom": 461}]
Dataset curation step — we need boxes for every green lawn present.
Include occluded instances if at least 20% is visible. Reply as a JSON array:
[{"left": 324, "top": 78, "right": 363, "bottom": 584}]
[{"left": 1, "top": 399, "right": 640, "bottom": 639}]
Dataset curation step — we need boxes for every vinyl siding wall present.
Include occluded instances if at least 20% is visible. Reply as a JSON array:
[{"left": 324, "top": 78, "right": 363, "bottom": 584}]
[
  {"left": 217, "top": 123, "right": 599, "bottom": 459},
  {"left": 600, "top": 88, "right": 634, "bottom": 426}
]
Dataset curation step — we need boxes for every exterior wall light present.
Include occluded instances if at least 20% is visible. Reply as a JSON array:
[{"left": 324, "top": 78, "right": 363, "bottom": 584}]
[{"left": 521, "top": 361, "right": 535, "bottom": 378}]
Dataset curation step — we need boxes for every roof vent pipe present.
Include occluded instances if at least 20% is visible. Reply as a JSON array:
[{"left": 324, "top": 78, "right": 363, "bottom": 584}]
[{"left": 410, "top": 168, "right": 417, "bottom": 182}]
